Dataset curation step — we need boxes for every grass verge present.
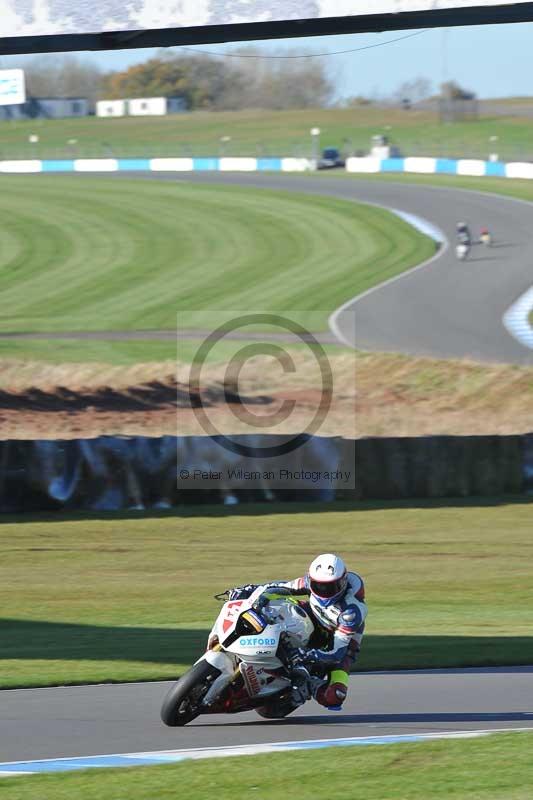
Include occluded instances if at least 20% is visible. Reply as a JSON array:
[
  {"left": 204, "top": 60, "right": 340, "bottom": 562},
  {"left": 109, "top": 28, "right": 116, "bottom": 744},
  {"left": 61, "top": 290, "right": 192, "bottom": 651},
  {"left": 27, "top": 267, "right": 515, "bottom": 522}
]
[
  {"left": 0, "top": 337, "right": 350, "bottom": 367},
  {"left": 1, "top": 500, "right": 532, "bottom": 688},
  {"left": 3, "top": 106, "right": 533, "bottom": 161},
  {"left": 2, "top": 348, "right": 533, "bottom": 441},
  {"left": 3, "top": 732, "right": 533, "bottom": 799}
]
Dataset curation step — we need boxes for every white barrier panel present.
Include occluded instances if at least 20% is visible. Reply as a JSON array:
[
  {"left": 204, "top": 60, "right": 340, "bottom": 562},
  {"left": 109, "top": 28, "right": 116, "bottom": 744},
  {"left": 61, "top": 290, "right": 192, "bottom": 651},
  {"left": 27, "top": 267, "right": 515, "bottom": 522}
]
[
  {"left": 505, "top": 162, "right": 533, "bottom": 180},
  {"left": 345, "top": 157, "right": 381, "bottom": 173},
  {"left": 404, "top": 157, "right": 437, "bottom": 174},
  {"left": 74, "top": 159, "right": 118, "bottom": 172},
  {"left": 149, "top": 158, "right": 194, "bottom": 171},
  {"left": 0, "top": 160, "right": 41, "bottom": 173},
  {"left": 457, "top": 159, "right": 486, "bottom": 176},
  {"left": 281, "top": 158, "right": 315, "bottom": 172},
  {"left": 219, "top": 158, "right": 257, "bottom": 172}
]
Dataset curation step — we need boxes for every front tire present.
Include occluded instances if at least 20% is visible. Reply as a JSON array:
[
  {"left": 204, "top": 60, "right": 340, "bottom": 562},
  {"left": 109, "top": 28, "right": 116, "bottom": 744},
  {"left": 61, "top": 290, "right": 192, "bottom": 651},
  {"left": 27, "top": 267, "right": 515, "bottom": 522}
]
[{"left": 161, "top": 660, "right": 221, "bottom": 727}]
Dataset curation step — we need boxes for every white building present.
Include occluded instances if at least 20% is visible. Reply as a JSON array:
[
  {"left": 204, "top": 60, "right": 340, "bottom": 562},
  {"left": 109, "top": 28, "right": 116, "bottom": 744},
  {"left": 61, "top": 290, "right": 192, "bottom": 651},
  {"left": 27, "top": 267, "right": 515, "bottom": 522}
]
[
  {"left": 127, "top": 97, "right": 186, "bottom": 116},
  {"left": 96, "top": 99, "right": 127, "bottom": 118}
]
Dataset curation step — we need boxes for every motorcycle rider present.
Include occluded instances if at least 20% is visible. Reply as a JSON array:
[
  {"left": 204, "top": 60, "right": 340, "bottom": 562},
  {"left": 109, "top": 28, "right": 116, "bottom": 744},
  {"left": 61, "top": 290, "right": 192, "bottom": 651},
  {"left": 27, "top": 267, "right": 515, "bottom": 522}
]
[
  {"left": 227, "top": 553, "right": 367, "bottom": 711},
  {"left": 480, "top": 226, "right": 492, "bottom": 245},
  {"left": 456, "top": 221, "right": 472, "bottom": 246}
]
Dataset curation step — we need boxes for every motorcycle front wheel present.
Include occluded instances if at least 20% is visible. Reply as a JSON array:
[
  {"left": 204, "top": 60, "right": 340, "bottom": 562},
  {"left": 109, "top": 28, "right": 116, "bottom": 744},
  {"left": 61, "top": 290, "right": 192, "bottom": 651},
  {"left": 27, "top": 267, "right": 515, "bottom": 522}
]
[{"left": 161, "top": 660, "right": 221, "bottom": 727}]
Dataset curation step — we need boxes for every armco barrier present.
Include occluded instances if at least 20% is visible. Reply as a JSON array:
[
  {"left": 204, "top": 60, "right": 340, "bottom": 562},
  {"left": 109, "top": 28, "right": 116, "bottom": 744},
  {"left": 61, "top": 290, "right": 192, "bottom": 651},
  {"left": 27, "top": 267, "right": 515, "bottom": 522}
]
[
  {"left": 0, "top": 433, "right": 529, "bottom": 513},
  {"left": 1, "top": 155, "right": 532, "bottom": 177},
  {"left": 0, "top": 157, "right": 314, "bottom": 173},
  {"left": 346, "top": 156, "right": 529, "bottom": 179}
]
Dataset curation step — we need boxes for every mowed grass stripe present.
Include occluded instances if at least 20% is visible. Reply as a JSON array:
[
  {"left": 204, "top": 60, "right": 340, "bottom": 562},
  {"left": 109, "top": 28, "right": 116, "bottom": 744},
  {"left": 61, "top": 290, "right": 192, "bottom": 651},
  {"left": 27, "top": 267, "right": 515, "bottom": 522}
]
[{"left": 0, "top": 176, "right": 434, "bottom": 334}]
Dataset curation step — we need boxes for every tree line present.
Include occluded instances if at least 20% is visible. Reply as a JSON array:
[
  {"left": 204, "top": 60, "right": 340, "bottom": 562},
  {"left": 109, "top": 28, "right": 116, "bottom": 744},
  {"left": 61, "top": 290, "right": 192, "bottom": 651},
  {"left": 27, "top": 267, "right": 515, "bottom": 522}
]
[
  {"left": 19, "top": 51, "right": 334, "bottom": 111},
  {"left": 16, "top": 53, "right": 475, "bottom": 112}
]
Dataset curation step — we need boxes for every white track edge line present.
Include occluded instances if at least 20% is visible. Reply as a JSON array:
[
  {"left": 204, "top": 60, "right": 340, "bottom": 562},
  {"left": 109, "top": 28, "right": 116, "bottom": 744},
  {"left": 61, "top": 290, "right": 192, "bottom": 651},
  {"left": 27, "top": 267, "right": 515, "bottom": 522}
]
[
  {"left": 502, "top": 285, "right": 533, "bottom": 350},
  {"left": 2, "top": 727, "right": 533, "bottom": 772}
]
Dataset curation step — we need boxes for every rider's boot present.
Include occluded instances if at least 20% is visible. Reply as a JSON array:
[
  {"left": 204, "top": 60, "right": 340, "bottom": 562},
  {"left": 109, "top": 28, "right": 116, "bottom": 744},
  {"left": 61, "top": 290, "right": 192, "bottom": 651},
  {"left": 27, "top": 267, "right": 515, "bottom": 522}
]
[{"left": 314, "top": 669, "right": 349, "bottom": 711}]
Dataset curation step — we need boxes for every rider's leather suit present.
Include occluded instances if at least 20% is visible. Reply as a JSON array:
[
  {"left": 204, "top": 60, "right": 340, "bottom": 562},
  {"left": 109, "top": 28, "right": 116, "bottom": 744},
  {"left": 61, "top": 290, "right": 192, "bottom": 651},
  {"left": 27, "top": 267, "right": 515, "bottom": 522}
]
[
  {"left": 457, "top": 229, "right": 471, "bottom": 246},
  {"left": 232, "top": 572, "right": 367, "bottom": 708}
]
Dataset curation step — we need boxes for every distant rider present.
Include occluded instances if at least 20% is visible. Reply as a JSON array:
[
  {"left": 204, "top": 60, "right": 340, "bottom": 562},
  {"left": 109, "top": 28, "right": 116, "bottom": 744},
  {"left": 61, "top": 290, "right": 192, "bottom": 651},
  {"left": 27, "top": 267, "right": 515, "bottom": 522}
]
[
  {"left": 228, "top": 553, "right": 367, "bottom": 711},
  {"left": 456, "top": 221, "right": 472, "bottom": 246},
  {"left": 480, "top": 227, "right": 492, "bottom": 245}
]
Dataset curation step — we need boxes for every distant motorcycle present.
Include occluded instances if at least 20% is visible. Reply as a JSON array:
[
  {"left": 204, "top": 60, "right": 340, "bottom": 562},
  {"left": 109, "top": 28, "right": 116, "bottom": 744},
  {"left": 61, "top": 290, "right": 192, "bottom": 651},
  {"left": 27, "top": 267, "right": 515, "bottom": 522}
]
[
  {"left": 456, "top": 242, "right": 470, "bottom": 261},
  {"left": 480, "top": 230, "right": 492, "bottom": 247}
]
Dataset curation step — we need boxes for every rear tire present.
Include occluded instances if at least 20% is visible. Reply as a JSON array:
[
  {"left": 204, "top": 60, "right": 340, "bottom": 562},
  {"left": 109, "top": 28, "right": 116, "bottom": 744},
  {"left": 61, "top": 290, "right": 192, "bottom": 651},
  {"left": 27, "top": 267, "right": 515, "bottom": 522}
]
[{"left": 161, "top": 660, "right": 221, "bottom": 727}]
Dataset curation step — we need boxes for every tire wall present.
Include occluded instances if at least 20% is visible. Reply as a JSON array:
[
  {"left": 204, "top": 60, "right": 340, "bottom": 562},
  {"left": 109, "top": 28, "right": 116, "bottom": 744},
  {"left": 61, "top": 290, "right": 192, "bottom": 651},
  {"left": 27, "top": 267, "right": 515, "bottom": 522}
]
[{"left": 0, "top": 433, "right": 530, "bottom": 513}]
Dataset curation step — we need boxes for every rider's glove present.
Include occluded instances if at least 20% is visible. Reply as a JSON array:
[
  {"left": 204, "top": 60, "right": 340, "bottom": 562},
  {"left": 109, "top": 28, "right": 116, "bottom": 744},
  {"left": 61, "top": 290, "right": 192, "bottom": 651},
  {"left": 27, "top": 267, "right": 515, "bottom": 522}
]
[
  {"left": 251, "top": 593, "right": 277, "bottom": 624},
  {"left": 228, "top": 584, "right": 258, "bottom": 601},
  {"left": 300, "top": 648, "right": 321, "bottom": 664}
]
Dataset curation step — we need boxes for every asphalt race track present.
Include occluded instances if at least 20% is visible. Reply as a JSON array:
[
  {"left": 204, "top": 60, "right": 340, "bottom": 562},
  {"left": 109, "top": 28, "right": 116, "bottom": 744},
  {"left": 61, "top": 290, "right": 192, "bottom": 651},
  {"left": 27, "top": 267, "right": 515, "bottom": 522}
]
[
  {"left": 2, "top": 668, "right": 533, "bottom": 763},
  {"left": 114, "top": 171, "right": 533, "bottom": 365}
]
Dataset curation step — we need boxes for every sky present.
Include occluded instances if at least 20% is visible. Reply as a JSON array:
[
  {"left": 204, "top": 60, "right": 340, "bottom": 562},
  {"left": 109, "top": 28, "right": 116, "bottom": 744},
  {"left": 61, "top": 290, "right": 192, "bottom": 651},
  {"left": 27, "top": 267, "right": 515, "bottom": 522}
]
[{"left": 2, "top": 21, "right": 532, "bottom": 101}]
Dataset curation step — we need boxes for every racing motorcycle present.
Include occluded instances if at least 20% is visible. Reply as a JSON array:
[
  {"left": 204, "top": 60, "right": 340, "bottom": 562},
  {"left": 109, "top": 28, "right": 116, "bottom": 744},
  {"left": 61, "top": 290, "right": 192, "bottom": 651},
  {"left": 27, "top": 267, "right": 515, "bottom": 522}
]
[
  {"left": 480, "top": 229, "right": 492, "bottom": 247},
  {"left": 455, "top": 241, "right": 470, "bottom": 261},
  {"left": 160, "top": 587, "right": 322, "bottom": 726}
]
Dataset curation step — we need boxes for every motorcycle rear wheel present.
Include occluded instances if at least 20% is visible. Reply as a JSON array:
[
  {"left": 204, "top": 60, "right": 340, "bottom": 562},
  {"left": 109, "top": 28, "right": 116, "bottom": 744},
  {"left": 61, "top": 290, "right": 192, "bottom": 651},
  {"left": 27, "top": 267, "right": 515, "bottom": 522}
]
[{"left": 161, "top": 661, "right": 221, "bottom": 727}]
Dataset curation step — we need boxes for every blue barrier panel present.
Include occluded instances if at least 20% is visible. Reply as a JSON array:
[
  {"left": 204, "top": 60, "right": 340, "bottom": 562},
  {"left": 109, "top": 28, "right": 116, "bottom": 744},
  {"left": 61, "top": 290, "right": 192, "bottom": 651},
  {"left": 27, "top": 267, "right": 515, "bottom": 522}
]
[
  {"left": 41, "top": 160, "right": 75, "bottom": 172},
  {"left": 381, "top": 158, "right": 405, "bottom": 172},
  {"left": 485, "top": 161, "right": 506, "bottom": 177},
  {"left": 257, "top": 158, "right": 282, "bottom": 171},
  {"left": 193, "top": 158, "right": 220, "bottom": 170},
  {"left": 436, "top": 159, "right": 458, "bottom": 174},
  {"left": 117, "top": 159, "right": 151, "bottom": 171}
]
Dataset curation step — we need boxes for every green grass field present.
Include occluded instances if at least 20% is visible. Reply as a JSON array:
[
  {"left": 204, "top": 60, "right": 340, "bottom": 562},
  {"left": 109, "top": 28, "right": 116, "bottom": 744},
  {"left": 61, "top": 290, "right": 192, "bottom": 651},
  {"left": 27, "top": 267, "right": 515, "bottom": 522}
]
[
  {"left": 3, "top": 169, "right": 532, "bottom": 364},
  {"left": 2, "top": 106, "right": 533, "bottom": 161},
  {"left": 0, "top": 175, "right": 433, "bottom": 339},
  {"left": 3, "top": 731, "right": 533, "bottom": 799},
  {"left": 1, "top": 500, "right": 532, "bottom": 689},
  {"left": 0, "top": 337, "right": 179, "bottom": 364}
]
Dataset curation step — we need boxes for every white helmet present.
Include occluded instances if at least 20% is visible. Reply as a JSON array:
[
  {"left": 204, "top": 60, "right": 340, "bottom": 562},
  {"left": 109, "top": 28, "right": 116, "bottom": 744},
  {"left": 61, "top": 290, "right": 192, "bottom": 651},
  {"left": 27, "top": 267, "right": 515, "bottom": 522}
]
[{"left": 308, "top": 553, "right": 348, "bottom": 606}]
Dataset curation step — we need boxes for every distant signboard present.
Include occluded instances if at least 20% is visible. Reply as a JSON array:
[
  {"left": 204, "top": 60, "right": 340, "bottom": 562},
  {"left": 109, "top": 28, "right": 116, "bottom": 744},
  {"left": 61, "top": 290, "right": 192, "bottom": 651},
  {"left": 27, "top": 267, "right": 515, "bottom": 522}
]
[
  {"left": 1, "top": 1, "right": 533, "bottom": 53},
  {"left": 0, "top": 69, "right": 25, "bottom": 106}
]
